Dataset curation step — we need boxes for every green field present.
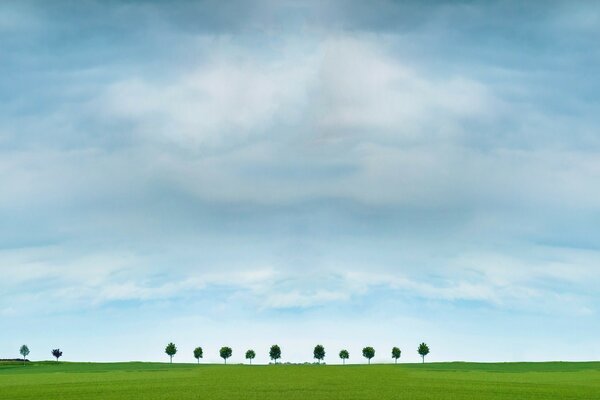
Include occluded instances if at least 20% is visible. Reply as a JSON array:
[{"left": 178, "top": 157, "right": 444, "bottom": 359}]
[{"left": 1, "top": 361, "right": 600, "bottom": 399}]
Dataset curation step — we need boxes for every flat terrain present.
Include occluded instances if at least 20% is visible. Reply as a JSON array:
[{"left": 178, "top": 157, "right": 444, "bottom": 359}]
[{"left": 1, "top": 361, "right": 599, "bottom": 399}]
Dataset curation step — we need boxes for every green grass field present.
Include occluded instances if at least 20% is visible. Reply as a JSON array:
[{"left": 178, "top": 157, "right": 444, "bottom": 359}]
[{"left": 1, "top": 361, "right": 599, "bottom": 399}]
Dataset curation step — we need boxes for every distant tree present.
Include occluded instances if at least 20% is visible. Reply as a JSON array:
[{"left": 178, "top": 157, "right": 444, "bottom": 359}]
[
  {"left": 392, "top": 347, "right": 401, "bottom": 364},
  {"left": 220, "top": 347, "right": 232, "bottom": 364},
  {"left": 245, "top": 349, "right": 256, "bottom": 364},
  {"left": 51, "top": 349, "right": 62, "bottom": 362},
  {"left": 269, "top": 345, "right": 281, "bottom": 364},
  {"left": 193, "top": 347, "right": 203, "bottom": 364},
  {"left": 339, "top": 349, "right": 349, "bottom": 365},
  {"left": 19, "top": 345, "right": 30, "bottom": 365},
  {"left": 362, "top": 347, "right": 375, "bottom": 364},
  {"left": 165, "top": 342, "right": 177, "bottom": 364},
  {"left": 418, "top": 343, "right": 430, "bottom": 364},
  {"left": 313, "top": 345, "right": 326, "bottom": 364}
]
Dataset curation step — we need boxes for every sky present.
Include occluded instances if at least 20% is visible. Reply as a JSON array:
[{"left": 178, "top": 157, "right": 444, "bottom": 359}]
[{"left": 1, "top": 0, "right": 600, "bottom": 364}]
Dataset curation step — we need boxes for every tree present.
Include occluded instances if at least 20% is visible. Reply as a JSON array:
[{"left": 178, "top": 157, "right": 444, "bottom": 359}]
[
  {"left": 245, "top": 349, "right": 256, "bottom": 364},
  {"left": 418, "top": 343, "right": 430, "bottom": 364},
  {"left": 339, "top": 349, "right": 349, "bottom": 365},
  {"left": 220, "top": 347, "right": 232, "bottom": 364},
  {"left": 51, "top": 349, "right": 62, "bottom": 362},
  {"left": 392, "top": 347, "right": 401, "bottom": 364},
  {"left": 19, "top": 345, "right": 30, "bottom": 365},
  {"left": 362, "top": 347, "right": 375, "bottom": 364},
  {"left": 269, "top": 345, "right": 281, "bottom": 364},
  {"left": 313, "top": 345, "right": 326, "bottom": 364},
  {"left": 193, "top": 347, "right": 203, "bottom": 364},
  {"left": 165, "top": 342, "right": 177, "bottom": 364}
]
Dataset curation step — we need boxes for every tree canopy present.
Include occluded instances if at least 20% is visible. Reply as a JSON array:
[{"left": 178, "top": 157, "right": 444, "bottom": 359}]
[
  {"left": 269, "top": 345, "right": 281, "bottom": 363},
  {"left": 339, "top": 349, "right": 349, "bottom": 364},
  {"left": 193, "top": 347, "right": 203, "bottom": 363},
  {"left": 362, "top": 347, "right": 375, "bottom": 364},
  {"left": 20, "top": 345, "right": 30, "bottom": 358},
  {"left": 165, "top": 343, "right": 177, "bottom": 363},
  {"left": 51, "top": 349, "right": 62, "bottom": 362},
  {"left": 245, "top": 349, "right": 256, "bottom": 364},
  {"left": 418, "top": 343, "right": 430, "bottom": 363},
  {"left": 313, "top": 345, "right": 326, "bottom": 364},
  {"left": 220, "top": 347, "right": 233, "bottom": 364},
  {"left": 19, "top": 345, "right": 30, "bottom": 365},
  {"left": 392, "top": 347, "right": 401, "bottom": 364}
]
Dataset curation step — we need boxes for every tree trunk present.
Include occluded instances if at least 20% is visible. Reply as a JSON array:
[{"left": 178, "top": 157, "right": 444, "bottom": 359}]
[{"left": 422, "top": 356, "right": 424, "bottom": 364}]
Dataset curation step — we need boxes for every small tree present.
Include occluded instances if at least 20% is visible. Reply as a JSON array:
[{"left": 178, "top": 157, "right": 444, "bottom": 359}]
[
  {"left": 220, "top": 347, "right": 232, "bottom": 364},
  {"left": 51, "top": 349, "right": 62, "bottom": 362},
  {"left": 418, "top": 343, "right": 430, "bottom": 364},
  {"left": 245, "top": 349, "right": 256, "bottom": 364},
  {"left": 339, "top": 349, "right": 349, "bottom": 365},
  {"left": 193, "top": 347, "right": 203, "bottom": 364},
  {"left": 269, "top": 345, "right": 281, "bottom": 364},
  {"left": 313, "top": 345, "right": 325, "bottom": 364},
  {"left": 392, "top": 347, "right": 401, "bottom": 364},
  {"left": 362, "top": 347, "right": 375, "bottom": 364},
  {"left": 165, "top": 342, "right": 177, "bottom": 363},
  {"left": 19, "top": 345, "right": 30, "bottom": 365}
]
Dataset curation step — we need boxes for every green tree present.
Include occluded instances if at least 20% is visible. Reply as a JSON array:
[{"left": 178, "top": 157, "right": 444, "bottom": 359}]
[
  {"left": 392, "top": 347, "right": 401, "bottom": 364},
  {"left": 418, "top": 343, "right": 430, "bottom": 364},
  {"left": 193, "top": 347, "right": 203, "bottom": 364},
  {"left": 269, "top": 344, "right": 281, "bottom": 364},
  {"left": 313, "top": 344, "right": 326, "bottom": 364},
  {"left": 339, "top": 349, "right": 349, "bottom": 365},
  {"left": 51, "top": 349, "right": 62, "bottom": 362},
  {"left": 220, "top": 346, "right": 232, "bottom": 364},
  {"left": 362, "top": 347, "right": 375, "bottom": 364},
  {"left": 245, "top": 349, "right": 256, "bottom": 364},
  {"left": 19, "top": 345, "right": 30, "bottom": 365},
  {"left": 165, "top": 342, "right": 177, "bottom": 364}
]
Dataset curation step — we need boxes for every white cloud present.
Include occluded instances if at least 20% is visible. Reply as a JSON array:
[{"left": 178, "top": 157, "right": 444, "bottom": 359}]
[
  {"left": 5, "top": 33, "right": 598, "bottom": 216},
  {"left": 96, "top": 35, "right": 499, "bottom": 149},
  {"left": 3, "top": 241, "right": 597, "bottom": 317},
  {"left": 97, "top": 40, "right": 317, "bottom": 148},
  {"left": 313, "top": 36, "right": 498, "bottom": 141}
]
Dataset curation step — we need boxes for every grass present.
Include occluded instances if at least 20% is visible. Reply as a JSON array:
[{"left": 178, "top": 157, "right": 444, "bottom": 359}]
[{"left": 1, "top": 361, "right": 600, "bottom": 399}]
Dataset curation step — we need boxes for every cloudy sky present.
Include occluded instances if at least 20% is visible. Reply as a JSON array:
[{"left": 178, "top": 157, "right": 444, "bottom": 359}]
[{"left": 1, "top": 0, "right": 599, "bottom": 364}]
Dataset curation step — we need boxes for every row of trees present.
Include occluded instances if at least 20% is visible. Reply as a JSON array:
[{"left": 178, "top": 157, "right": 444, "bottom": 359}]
[
  {"left": 166, "top": 343, "right": 431, "bottom": 364},
  {"left": 13, "top": 343, "right": 431, "bottom": 364},
  {"left": 11, "top": 346, "right": 63, "bottom": 364}
]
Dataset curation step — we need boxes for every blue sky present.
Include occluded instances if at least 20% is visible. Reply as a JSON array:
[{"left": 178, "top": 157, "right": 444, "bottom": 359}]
[{"left": 1, "top": 0, "right": 600, "bottom": 364}]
